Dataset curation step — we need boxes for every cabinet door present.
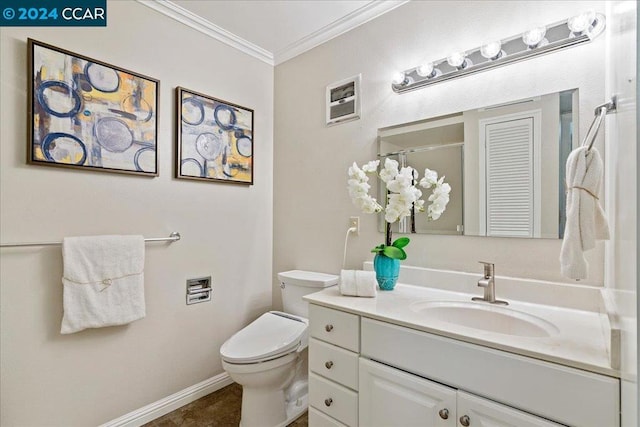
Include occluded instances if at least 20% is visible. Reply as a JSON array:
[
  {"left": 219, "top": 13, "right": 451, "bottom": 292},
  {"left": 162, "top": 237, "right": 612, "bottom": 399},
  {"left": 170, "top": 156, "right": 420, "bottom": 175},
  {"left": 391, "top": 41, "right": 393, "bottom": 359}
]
[
  {"left": 456, "top": 391, "right": 563, "bottom": 427},
  {"left": 359, "top": 358, "right": 456, "bottom": 427}
]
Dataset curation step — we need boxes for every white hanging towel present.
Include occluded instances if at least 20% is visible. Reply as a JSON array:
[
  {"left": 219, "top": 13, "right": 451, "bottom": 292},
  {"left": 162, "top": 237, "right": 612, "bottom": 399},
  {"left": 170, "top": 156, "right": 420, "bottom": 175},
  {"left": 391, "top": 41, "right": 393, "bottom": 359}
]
[
  {"left": 61, "top": 235, "right": 145, "bottom": 334},
  {"left": 560, "top": 146, "right": 609, "bottom": 280}
]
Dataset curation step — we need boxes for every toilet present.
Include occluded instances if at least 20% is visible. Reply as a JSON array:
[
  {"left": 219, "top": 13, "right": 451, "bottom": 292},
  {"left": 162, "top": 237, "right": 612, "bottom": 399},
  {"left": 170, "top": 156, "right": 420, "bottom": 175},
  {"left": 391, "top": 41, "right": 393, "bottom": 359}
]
[{"left": 220, "top": 270, "right": 338, "bottom": 427}]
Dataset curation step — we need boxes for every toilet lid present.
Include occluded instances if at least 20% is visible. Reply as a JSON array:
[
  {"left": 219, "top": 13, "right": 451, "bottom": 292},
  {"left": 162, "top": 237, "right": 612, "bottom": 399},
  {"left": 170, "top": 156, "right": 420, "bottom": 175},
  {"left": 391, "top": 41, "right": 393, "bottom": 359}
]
[{"left": 220, "top": 312, "right": 307, "bottom": 364}]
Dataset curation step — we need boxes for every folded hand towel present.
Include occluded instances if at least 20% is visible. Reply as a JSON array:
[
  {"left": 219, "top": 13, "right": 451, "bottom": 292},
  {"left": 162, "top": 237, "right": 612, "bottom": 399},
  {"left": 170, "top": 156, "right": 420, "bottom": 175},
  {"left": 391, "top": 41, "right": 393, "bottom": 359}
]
[
  {"left": 340, "top": 270, "right": 357, "bottom": 295},
  {"left": 355, "top": 270, "right": 377, "bottom": 297},
  {"left": 340, "top": 269, "right": 376, "bottom": 297},
  {"left": 560, "top": 147, "right": 609, "bottom": 280},
  {"left": 61, "top": 235, "right": 145, "bottom": 334}
]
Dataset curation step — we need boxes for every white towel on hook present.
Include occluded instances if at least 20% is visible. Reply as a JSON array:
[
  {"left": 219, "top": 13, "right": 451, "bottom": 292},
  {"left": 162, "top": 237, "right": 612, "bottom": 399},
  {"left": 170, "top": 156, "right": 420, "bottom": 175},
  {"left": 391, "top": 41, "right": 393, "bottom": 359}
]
[
  {"left": 340, "top": 270, "right": 376, "bottom": 297},
  {"left": 560, "top": 146, "right": 609, "bottom": 280},
  {"left": 61, "top": 235, "right": 145, "bottom": 334}
]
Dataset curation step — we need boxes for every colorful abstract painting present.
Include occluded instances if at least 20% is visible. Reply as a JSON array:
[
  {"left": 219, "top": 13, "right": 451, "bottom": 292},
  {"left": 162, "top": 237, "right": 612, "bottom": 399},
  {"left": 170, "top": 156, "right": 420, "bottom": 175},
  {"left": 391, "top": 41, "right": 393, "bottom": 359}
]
[
  {"left": 28, "top": 39, "right": 159, "bottom": 176},
  {"left": 176, "top": 87, "right": 254, "bottom": 185}
]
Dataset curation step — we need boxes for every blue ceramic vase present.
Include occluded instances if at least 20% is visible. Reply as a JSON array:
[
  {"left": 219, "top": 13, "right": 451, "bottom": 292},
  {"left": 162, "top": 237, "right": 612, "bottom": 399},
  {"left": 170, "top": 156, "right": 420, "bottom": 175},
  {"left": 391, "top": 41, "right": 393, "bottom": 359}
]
[{"left": 373, "top": 254, "right": 400, "bottom": 291}]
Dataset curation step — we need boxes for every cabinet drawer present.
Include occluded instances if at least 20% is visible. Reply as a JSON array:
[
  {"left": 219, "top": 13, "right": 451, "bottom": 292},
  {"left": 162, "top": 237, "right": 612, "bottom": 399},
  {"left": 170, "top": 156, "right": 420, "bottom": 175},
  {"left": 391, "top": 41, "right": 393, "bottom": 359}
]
[
  {"left": 309, "top": 372, "right": 358, "bottom": 426},
  {"left": 309, "top": 407, "right": 348, "bottom": 427},
  {"left": 309, "top": 305, "right": 359, "bottom": 352},
  {"left": 309, "top": 338, "right": 359, "bottom": 390}
]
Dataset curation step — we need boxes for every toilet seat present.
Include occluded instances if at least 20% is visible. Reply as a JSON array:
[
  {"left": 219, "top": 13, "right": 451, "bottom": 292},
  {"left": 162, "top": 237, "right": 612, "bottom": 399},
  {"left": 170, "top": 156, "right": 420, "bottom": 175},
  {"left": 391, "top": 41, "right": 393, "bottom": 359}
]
[{"left": 220, "top": 311, "right": 308, "bottom": 364}]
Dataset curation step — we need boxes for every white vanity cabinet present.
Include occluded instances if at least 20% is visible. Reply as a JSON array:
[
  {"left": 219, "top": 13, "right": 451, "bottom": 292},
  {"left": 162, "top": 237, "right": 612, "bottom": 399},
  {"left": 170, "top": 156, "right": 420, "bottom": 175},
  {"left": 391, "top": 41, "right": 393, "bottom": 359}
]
[
  {"left": 359, "top": 357, "right": 457, "bottom": 426},
  {"left": 456, "top": 391, "right": 561, "bottom": 427},
  {"left": 308, "top": 304, "right": 360, "bottom": 426},
  {"left": 361, "top": 318, "right": 619, "bottom": 427},
  {"left": 359, "top": 358, "right": 561, "bottom": 427},
  {"left": 308, "top": 303, "right": 620, "bottom": 427}
]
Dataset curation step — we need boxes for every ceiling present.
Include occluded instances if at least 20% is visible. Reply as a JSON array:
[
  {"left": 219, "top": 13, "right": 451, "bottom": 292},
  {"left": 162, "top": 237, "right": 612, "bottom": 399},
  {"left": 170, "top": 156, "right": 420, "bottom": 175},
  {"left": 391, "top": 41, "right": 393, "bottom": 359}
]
[{"left": 140, "top": 0, "right": 408, "bottom": 65}]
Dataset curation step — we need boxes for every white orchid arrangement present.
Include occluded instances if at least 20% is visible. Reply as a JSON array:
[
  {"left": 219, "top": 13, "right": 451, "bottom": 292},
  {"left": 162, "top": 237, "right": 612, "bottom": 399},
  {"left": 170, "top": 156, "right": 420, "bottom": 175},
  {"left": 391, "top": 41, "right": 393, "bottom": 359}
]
[
  {"left": 419, "top": 166, "right": 452, "bottom": 221},
  {"left": 348, "top": 158, "right": 451, "bottom": 259}
]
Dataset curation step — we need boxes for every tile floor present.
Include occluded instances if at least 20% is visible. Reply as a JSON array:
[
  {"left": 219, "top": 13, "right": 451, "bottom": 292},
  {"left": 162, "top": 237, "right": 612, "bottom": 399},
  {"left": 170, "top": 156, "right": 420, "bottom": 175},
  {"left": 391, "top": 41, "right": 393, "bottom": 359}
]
[{"left": 143, "top": 383, "right": 308, "bottom": 427}]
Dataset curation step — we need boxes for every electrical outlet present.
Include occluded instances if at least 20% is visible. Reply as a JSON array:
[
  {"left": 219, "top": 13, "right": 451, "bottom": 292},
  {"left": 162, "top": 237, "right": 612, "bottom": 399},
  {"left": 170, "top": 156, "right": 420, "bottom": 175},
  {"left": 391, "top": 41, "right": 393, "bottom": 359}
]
[{"left": 349, "top": 216, "right": 360, "bottom": 235}]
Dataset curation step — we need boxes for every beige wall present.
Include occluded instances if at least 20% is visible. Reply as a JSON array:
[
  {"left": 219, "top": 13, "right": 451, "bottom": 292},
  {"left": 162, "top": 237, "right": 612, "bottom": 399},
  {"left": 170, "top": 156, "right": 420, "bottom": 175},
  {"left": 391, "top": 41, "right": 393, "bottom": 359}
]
[
  {"left": 0, "top": 1, "right": 274, "bottom": 425},
  {"left": 273, "top": 0, "right": 607, "bottom": 309}
]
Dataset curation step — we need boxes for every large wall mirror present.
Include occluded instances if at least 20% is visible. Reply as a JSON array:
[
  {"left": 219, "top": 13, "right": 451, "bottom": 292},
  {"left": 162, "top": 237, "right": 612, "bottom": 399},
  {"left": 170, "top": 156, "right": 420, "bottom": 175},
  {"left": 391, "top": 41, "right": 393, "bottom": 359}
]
[{"left": 378, "top": 88, "right": 577, "bottom": 239}]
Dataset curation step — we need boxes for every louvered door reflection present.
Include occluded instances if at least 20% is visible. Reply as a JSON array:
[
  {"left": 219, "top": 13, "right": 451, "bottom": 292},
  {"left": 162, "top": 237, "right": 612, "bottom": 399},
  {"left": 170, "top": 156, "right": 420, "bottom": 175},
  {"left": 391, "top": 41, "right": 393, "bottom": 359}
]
[{"left": 483, "top": 117, "right": 535, "bottom": 237}]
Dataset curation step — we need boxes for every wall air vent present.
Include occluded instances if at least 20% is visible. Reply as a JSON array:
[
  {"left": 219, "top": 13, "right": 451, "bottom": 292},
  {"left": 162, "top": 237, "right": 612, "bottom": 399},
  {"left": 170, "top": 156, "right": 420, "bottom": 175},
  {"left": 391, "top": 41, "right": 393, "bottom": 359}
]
[{"left": 326, "top": 74, "right": 361, "bottom": 126}]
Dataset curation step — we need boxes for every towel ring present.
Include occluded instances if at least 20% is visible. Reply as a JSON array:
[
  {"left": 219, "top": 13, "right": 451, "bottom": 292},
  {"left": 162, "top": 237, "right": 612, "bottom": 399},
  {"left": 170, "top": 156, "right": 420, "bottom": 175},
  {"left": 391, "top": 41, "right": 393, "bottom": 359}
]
[
  {"left": 582, "top": 106, "right": 607, "bottom": 153},
  {"left": 582, "top": 97, "right": 617, "bottom": 154}
]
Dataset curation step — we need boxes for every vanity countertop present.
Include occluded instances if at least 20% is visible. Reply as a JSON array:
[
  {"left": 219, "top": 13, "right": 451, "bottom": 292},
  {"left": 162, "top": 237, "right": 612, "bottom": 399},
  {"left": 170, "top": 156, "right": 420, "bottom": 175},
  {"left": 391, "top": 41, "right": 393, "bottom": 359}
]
[{"left": 304, "top": 283, "right": 618, "bottom": 378}]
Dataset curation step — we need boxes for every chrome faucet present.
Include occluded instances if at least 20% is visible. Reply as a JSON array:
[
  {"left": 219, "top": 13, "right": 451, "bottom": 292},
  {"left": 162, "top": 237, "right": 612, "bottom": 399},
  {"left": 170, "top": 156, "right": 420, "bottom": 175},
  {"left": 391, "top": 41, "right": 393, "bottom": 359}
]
[{"left": 472, "top": 262, "right": 508, "bottom": 305}]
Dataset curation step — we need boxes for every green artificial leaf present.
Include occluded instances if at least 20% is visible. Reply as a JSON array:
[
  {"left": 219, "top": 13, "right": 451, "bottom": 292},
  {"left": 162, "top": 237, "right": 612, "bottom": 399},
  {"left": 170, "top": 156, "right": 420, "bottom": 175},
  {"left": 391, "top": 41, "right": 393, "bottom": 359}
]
[
  {"left": 382, "top": 246, "right": 407, "bottom": 260},
  {"left": 392, "top": 237, "right": 410, "bottom": 249},
  {"left": 370, "top": 244, "right": 385, "bottom": 254}
]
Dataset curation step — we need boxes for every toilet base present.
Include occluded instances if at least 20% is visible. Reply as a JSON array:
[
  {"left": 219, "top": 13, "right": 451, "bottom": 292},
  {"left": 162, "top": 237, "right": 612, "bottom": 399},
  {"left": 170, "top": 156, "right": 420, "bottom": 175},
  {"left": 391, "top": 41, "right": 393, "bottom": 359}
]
[
  {"left": 284, "top": 393, "right": 308, "bottom": 426},
  {"left": 238, "top": 393, "right": 307, "bottom": 427}
]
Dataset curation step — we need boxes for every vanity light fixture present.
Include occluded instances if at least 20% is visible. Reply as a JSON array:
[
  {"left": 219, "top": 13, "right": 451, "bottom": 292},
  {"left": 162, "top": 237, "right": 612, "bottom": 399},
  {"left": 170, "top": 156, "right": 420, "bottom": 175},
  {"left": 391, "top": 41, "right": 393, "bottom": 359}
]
[{"left": 392, "top": 11, "right": 606, "bottom": 93}]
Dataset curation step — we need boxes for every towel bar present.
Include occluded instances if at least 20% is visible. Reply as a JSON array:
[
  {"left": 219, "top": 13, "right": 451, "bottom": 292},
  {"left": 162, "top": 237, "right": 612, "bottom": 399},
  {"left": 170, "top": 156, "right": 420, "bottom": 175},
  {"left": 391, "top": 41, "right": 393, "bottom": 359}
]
[{"left": 0, "top": 232, "right": 181, "bottom": 248}]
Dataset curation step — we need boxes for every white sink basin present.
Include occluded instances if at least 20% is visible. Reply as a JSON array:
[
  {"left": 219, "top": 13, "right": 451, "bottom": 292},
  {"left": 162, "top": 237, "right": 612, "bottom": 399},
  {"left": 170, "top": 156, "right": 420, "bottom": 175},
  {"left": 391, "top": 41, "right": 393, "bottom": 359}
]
[{"left": 409, "top": 301, "right": 559, "bottom": 338}]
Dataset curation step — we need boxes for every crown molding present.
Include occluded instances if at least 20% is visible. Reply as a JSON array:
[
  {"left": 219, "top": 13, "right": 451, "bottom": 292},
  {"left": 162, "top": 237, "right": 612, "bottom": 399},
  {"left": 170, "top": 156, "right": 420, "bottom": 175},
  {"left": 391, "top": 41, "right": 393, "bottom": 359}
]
[
  {"left": 274, "top": 1, "right": 410, "bottom": 65},
  {"left": 136, "top": 0, "right": 408, "bottom": 67},
  {"left": 136, "top": 0, "right": 274, "bottom": 65}
]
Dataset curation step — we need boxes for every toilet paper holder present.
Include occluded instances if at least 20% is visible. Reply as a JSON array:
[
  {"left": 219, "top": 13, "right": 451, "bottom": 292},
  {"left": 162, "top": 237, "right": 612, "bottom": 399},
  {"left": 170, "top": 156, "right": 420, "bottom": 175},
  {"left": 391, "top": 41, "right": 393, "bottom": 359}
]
[{"left": 186, "top": 276, "right": 212, "bottom": 305}]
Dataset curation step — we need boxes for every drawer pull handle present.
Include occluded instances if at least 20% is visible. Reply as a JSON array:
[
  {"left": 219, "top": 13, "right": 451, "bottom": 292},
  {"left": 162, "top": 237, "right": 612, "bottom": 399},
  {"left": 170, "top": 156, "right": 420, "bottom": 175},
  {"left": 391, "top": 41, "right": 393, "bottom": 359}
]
[
  {"left": 438, "top": 408, "right": 449, "bottom": 420},
  {"left": 324, "top": 398, "right": 333, "bottom": 407},
  {"left": 325, "top": 361, "right": 334, "bottom": 369},
  {"left": 325, "top": 324, "right": 334, "bottom": 332},
  {"left": 459, "top": 415, "right": 470, "bottom": 426}
]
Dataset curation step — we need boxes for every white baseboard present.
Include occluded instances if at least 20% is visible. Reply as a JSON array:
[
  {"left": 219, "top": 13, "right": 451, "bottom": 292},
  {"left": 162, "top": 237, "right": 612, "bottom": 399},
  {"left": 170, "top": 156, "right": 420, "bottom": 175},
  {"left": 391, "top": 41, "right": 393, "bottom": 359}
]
[{"left": 100, "top": 372, "right": 233, "bottom": 427}]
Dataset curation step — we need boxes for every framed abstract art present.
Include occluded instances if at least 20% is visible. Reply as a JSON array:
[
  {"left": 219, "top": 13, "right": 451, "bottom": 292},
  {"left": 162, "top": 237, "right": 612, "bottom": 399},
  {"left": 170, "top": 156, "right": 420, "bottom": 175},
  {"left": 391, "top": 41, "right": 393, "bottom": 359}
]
[
  {"left": 176, "top": 87, "right": 254, "bottom": 185},
  {"left": 28, "top": 39, "right": 159, "bottom": 176}
]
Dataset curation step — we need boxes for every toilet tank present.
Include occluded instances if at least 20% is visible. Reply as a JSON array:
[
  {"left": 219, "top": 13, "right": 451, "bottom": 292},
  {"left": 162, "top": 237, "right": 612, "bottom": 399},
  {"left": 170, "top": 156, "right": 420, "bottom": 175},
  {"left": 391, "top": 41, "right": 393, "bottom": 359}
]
[{"left": 278, "top": 270, "right": 338, "bottom": 318}]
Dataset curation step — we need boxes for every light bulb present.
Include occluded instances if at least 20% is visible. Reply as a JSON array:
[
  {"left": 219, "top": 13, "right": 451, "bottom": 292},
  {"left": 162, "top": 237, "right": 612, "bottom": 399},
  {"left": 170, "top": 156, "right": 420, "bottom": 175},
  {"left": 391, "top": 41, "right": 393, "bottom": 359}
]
[
  {"left": 568, "top": 10, "right": 596, "bottom": 34},
  {"left": 480, "top": 41, "right": 503, "bottom": 60},
  {"left": 392, "top": 72, "right": 408, "bottom": 85},
  {"left": 522, "top": 26, "right": 547, "bottom": 48},
  {"left": 586, "top": 13, "right": 606, "bottom": 40},
  {"left": 416, "top": 62, "right": 434, "bottom": 78},
  {"left": 447, "top": 52, "right": 467, "bottom": 69}
]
